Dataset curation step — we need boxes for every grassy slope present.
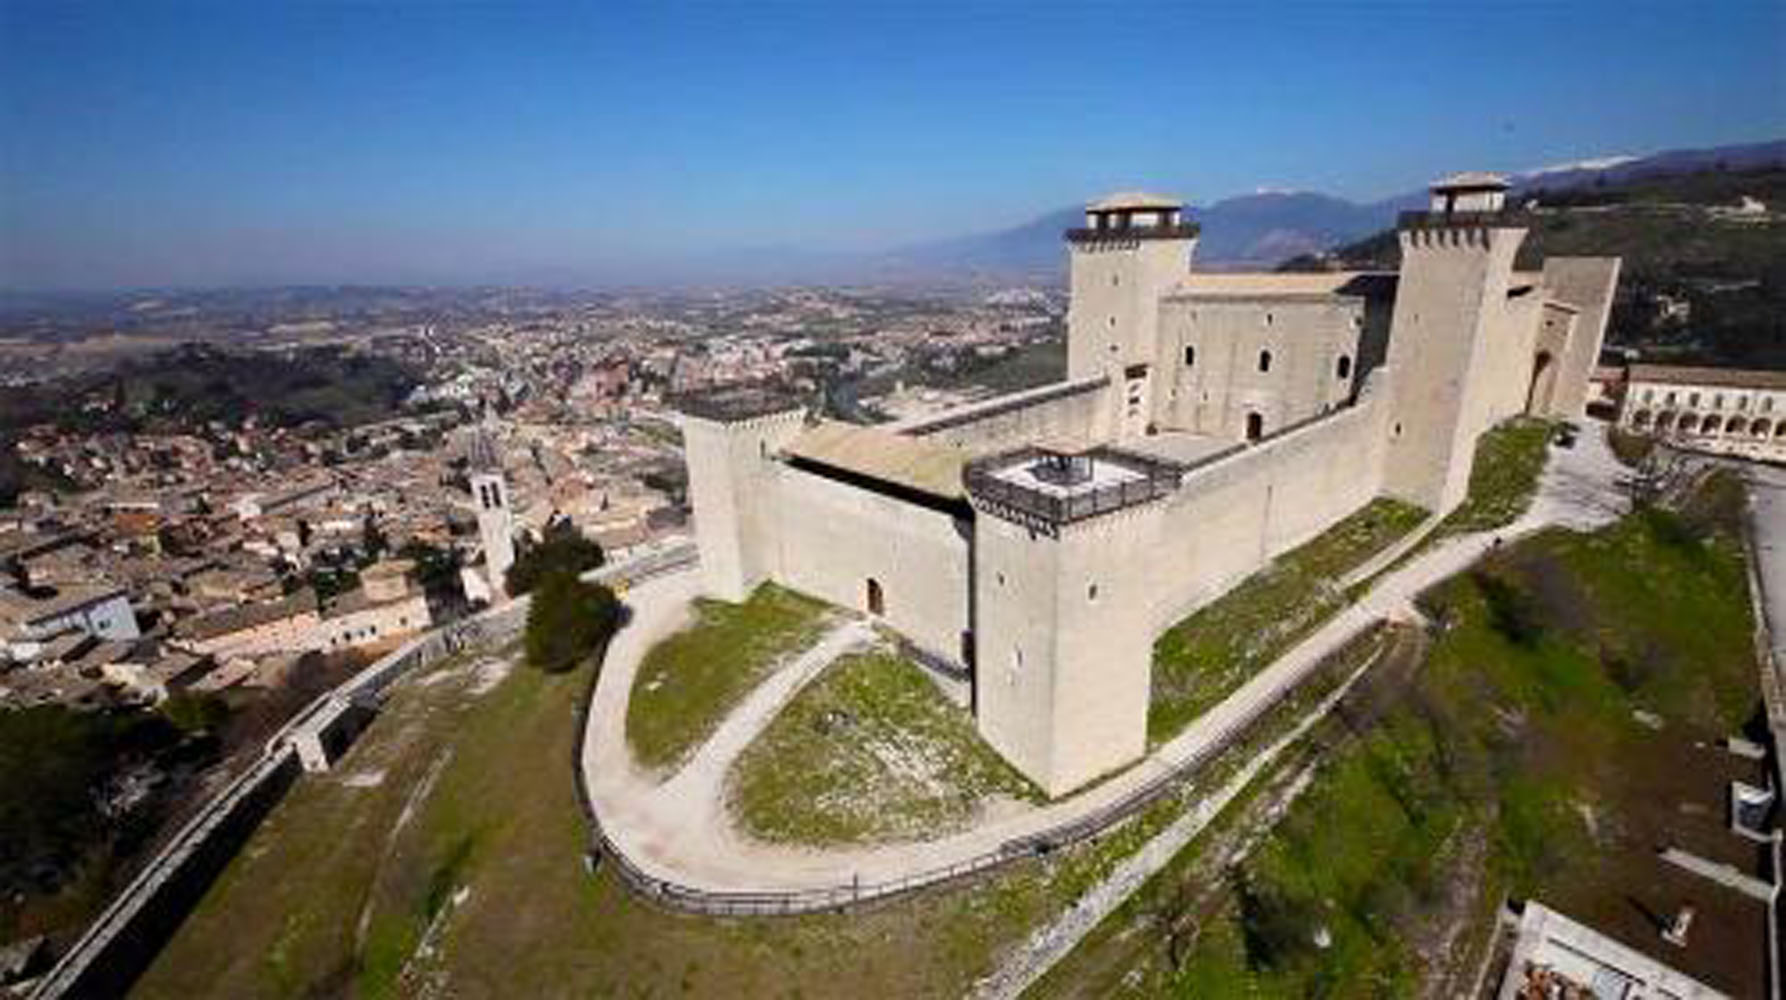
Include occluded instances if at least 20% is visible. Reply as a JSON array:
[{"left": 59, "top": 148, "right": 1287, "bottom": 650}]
[
  {"left": 135, "top": 622, "right": 1355, "bottom": 998},
  {"left": 728, "top": 649, "right": 1041, "bottom": 845},
  {"left": 1435, "top": 417, "right": 1554, "bottom": 537},
  {"left": 1148, "top": 497, "right": 1426, "bottom": 744},
  {"left": 625, "top": 583, "right": 832, "bottom": 773},
  {"left": 1045, "top": 474, "right": 1761, "bottom": 997}
]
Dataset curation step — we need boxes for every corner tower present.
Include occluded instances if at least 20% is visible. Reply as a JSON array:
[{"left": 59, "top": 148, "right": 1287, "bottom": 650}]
[
  {"left": 966, "top": 444, "right": 1180, "bottom": 796},
  {"left": 1065, "top": 193, "right": 1197, "bottom": 438},
  {"left": 468, "top": 422, "right": 516, "bottom": 602},
  {"left": 1381, "top": 173, "right": 1529, "bottom": 512},
  {"left": 676, "top": 387, "right": 807, "bottom": 602}
]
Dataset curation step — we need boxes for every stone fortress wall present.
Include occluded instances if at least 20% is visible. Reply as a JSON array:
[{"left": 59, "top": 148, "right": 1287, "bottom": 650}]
[{"left": 681, "top": 175, "right": 1621, "bottom": 796}]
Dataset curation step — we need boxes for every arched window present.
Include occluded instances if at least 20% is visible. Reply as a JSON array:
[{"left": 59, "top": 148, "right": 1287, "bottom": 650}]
[
  {"left": 1258, "top": 349, "right": 1273, "bottom": 373},
  {"left": 865, "top": 578, "right": 884, "bottom": 616},
  {"left": 1631, "top": 410, "right": 1651, "bottom": 428},
  {"left": 1246, "top": 412, "right": 1264, "bottom": 441},
  {"left": 1700, "top": 414, "right": 1721, "bottom": 434},
  {"left": 1336, "top": 355, "right": 1352, "bottom": 379},
  {"left": 1183, "top": 345, "right": 1196, "bottom": 367},
  {"left": 1725, "top": 416, "right": 1744, "bottom": 433}
]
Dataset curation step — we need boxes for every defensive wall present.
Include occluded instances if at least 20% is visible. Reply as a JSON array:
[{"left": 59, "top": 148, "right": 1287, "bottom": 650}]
[
  {"left": 1144, "top": 369, "right": 1395, "bottom": 633},
  {"left": 29, "top": 542, "right": 694, "bottom": 1000},
  {"left": 894, "top": 375, "right": 1114, "bottom": 452},
  {"left": 767, "top": 462, "right": 972, "bottom": 666}
]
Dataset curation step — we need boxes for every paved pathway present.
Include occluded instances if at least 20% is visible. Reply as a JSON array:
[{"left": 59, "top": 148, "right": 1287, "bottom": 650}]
[
  {"left": 1745, "top": 463, "right": 1786, "bottom": 667},
  {"left": 580, "top": 423, "right": 1629, "bottom": 894}
]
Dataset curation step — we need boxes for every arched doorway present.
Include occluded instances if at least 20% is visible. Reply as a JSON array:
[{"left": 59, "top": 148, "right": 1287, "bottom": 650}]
[
  {"left": 1526, "top": 350, "right": 1557, "bottom": 414},
  {"left": 1245, "top": 412, "right": 1264, "bottom": 441},
  {"left": 865, "top": 578, "right": 884, "bottom": 616}
]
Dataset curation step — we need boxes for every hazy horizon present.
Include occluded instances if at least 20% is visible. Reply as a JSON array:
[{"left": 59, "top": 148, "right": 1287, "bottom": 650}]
[{"left": 4, "top": 0, "right": 1784, "bottom": 290}]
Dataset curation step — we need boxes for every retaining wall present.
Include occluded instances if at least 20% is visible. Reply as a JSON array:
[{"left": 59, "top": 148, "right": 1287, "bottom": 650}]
[{"left": 30, "top": 542, "right": 694, "bottom": 999}]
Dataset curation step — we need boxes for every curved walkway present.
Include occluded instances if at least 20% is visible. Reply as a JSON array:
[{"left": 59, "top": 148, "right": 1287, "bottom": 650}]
[{"left": 579, "top": 425, "right": 1628, "bottom": 897}]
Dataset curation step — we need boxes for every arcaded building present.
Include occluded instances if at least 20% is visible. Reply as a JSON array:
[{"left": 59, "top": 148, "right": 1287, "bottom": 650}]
[{"left": 679, "top": 175, "right": 1621, "bottom": 796}]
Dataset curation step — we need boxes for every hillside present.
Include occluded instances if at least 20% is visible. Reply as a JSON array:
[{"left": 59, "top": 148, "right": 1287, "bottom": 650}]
[
  {"left": 0, "top": 344, "right": 423, "bottom": 437},
  {"left": 875, "top": 139, "right": 1785, "bottom": 281},
  {"left": 1281, "top": 166, "right": 1786, "bottom": 369}
]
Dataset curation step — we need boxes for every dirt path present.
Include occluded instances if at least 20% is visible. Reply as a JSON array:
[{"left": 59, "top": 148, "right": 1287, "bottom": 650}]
[{"left": 580, "top": 424, "right": 1629, "bottom": 895}]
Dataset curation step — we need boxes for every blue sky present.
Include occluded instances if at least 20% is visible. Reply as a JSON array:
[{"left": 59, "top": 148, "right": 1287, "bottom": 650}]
[{"left": 3, "top": 0, "right": 1783, "bottom": 289}]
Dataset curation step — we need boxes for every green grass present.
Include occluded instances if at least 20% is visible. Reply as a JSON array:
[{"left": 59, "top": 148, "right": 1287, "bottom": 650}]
[
  {"left": 1435, "top": 417, "right": 1555, "bottom": 537},
  {"left": 1148, "top": 497, "right": 1426, "bottom": 744},
  {"left": 131, "top": 602, "right": 1336, "bottom": 999},
  {"left": 625, "top": 582, "right": 833, "bottom": 773},
  {"left": 1050, "top": 472, "right": 1763, "bottom": 997},
  {"left": 728, "top": 649, "right": 1040, "bottom": 845}
]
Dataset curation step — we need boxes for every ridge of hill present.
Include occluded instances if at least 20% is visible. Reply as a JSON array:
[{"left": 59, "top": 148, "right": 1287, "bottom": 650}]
[{"left": 1280, "top": 165, "right": 1786, "bottom": 370}]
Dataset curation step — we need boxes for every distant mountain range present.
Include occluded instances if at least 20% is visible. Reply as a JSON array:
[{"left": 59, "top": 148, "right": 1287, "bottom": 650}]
[{"left": 871, "top": 138, "right": 1786, "bottom": 280}]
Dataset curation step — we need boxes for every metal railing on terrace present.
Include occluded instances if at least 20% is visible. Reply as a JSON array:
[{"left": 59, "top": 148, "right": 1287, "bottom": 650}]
[
  {"left": 963, "top": 446, "right": 1183, "bottom": 530},
  {"left": 1064, "top": 222, "right": 1200, "bottom": 244}
]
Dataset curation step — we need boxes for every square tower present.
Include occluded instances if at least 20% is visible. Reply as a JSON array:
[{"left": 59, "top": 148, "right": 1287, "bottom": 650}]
[
  {"left": 676, "top": 387, "right": 808, "bottom": 602},
  {"left": 1064, "top": 193, "right": 1198, "bottom": 439},
  {"left": 1382, "top": 174, "right": 1529, "bottom": 512},
  {"left": 966, "top": 444, "right": 1181, "bottom": 796}
]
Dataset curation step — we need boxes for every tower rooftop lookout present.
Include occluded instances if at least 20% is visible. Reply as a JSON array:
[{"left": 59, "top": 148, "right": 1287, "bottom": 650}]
[
  {"left": 964, "top": 445, "right": 1182, "bottom": 532},
  {"left": 1069, "top": 191, "right": 1198, "bottom": 244},
  {"left": 1087, "top": 190, "right": 1182, "bottom": 211}
]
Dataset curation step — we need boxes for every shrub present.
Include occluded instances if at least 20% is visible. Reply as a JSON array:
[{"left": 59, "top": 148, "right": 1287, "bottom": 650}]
[
  {"left": 506, "top": 520, "right": 605, "bottom": 596},
  {"left": 161, "top": 692, "right": 230, "bottom": 734},
  {"left": 524, "top": 572, "right": 621, "bottom": 674}
]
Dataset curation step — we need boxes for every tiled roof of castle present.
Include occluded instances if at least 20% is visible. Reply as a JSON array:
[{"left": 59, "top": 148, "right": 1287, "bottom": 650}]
[{"left": 783, "top": 421, "right": 967, "bottom": 501}]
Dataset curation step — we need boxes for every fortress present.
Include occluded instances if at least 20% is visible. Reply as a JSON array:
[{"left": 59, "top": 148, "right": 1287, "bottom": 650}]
[{"left": 678, "top": 174, "right": 1621, "bottom": 796}]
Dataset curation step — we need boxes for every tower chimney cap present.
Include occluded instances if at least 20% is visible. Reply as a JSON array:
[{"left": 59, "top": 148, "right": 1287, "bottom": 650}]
[
  {"left": 1087, "top": 190, "right": 1183, "bottom": 211},
  {"left": 1430, "top": 171, "right": 1509, "bottom": 193}
]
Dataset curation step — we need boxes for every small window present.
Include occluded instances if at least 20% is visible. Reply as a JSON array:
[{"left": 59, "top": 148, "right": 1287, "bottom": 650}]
[
  {"left": 1336, "top": 355, "right": 1352, "bottom": 379},
  {"left": 1183, "top": 345, "right": 1196, "bottom": 367},
  {"left": 1258, "top": 350, "right": 1273, "bottom": 373},
  {"left": 1111, "top": 274, "right": 1120, "bottom": 287},
  {"left": 1246, "top": 412, "right": 1264, "bottom": 441},
  {"left": 1087, "top": 583, "right": 1098, "bottom": 602}
]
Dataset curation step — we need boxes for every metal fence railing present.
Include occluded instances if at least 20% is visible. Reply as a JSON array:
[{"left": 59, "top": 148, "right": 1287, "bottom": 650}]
[{"left": 577, "top": 621, "right": 1353, "bottom": 917}]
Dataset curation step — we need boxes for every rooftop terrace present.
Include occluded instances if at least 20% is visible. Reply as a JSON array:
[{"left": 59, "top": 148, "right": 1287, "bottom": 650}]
[
  {"left": 964, "top": 445, "right": 1183, "bottom": 531},
  {"left": 671, "top": 384, "right": 805, "bottom": 424}
]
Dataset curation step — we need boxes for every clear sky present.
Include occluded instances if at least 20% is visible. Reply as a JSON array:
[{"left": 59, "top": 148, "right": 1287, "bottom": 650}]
[{"left": 3, "top": 0, "right": 1783, "bottom": 289}]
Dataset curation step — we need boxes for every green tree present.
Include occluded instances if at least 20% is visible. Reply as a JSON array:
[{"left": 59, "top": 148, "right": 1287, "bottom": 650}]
[
  {"left": 160, "top": 692, "right": 230, "bottom": 734},
  {"left": 524, "top": 573, "right": 621, "bottom": 674},
  {"left": 361, "top": 514, "right": 388, "bottom": 561},
  {"left": 505, "top": 520, "right": 605, "bottom": 596}
]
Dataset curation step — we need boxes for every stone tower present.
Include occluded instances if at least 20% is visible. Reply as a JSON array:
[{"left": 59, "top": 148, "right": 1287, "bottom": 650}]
[
  {"left": 468, "top": 421, "right": 516, "bottom": 601},
  {"left": 966, "top": 445, "right": 1179, "bottom": 796},
  {"left": 1064, "top": 192, "right": 1197, "bottom": 439},
  {"left": 1381, "top": 173, "right": 1528, "bottom": 513},
  {"left": 678, "top": 388, "right": 807, "bottom": 602}
]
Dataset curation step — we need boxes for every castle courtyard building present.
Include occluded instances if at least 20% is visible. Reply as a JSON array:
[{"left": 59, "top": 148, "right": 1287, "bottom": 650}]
[{"left": 681, "top": 174, "right": 1622, "bottom": 795}]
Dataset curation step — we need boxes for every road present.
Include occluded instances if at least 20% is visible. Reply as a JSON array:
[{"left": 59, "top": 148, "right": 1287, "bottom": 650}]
[{"left": 579, "top": 425, "right": 1630, "bottom": 897}]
